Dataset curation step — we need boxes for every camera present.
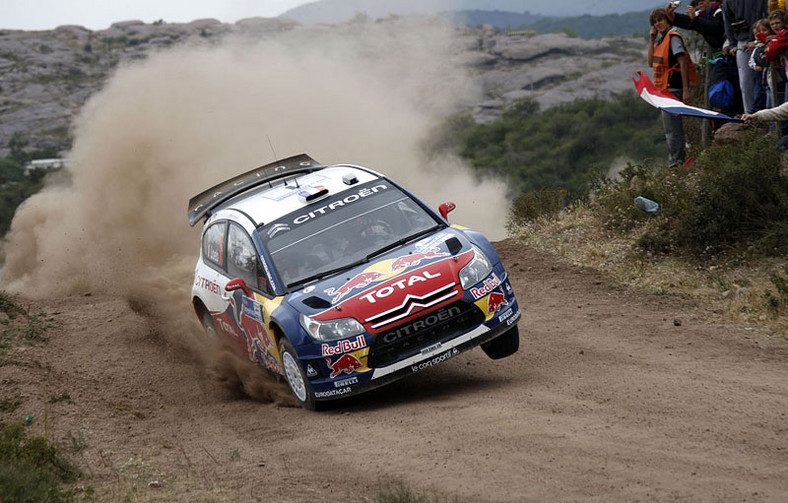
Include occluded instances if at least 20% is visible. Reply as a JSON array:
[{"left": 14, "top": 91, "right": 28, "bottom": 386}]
[{"left": 670, "top": 0, "right": 681, "bottom": 6}]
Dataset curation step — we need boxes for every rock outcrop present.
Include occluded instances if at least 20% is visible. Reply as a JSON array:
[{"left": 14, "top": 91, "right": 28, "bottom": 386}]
[{"left": 0, "top": 17, "right": 646, "bottom": 158}]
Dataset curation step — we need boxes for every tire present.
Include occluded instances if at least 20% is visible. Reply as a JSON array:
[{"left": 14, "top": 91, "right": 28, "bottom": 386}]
[
  {"left": 481, "top": 325, "right": 519, "bottom": 360},
  {"left": 279, "top": 338, "right": 318, "bottom": 410},
  {"left": 201, "top": 310, "right": 220, "bottom": 339}
]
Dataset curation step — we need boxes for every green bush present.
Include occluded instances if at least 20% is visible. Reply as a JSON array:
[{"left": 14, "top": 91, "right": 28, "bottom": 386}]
[
  {"left": 588, "top": 131, "right": 788, "bottom": 257},
  {"left": 0, "top": 422, "right": 81, "bottom": 503},
  {"left": 426, "top": 93, "right": 666, "bottom": 198},
  {"left": 680, "top": 133, "right": 788, "bottom": 253},
  {"left": 506, "top": 189, "right": 568, "bottom": 232}
]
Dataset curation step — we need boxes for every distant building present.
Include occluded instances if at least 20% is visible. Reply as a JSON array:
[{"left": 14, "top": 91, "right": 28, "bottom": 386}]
[{"left": 24, "top": 158, "right": 69, "bottom": 175}]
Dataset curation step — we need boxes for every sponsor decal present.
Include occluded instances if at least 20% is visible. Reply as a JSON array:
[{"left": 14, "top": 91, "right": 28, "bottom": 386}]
[
  {"left": 380, "top": 305, "right": 462, "bottom": 344},
  {"left": 359, "top": 271, "right": 441, "bottom": 304},
  {"left": 390, "top": 249, "right": 449, "bottom": 271},
  {"left": 303, "top": 285, "right": 315, "bottom": 294},
  {"left": 306, "top": 364, "right": 318, "bottom": 377},
  {"left": 487, "top": 291, "right": 509, "bottom": 315},
  {"left": 195, "top": 276, "right": 221, "bottom": 295},
  {"left": 323, "top": 248, "right": 449, "bottom": 304},
  {"left": 242, "top": 297, "right": 264, "bottom": 323},
  {"left": 315, "top": 387, "right": 352, "bottom": 398},
  {"left": 266, "top": 222, "right": 291, "bottom": 239},
  {"left": 321, "top": 335, "right": 368, "bottom": 357},
  {"left": 498, "top": 308, "right": 513, "bottom": 323},
  {"left": 216, "top": 317, "right": 242, "bottom": 338},
  {"left": 420, "top": 342, "right": 443, "bottom": 356},
  {"left": 411, "top": 348, "right": 460, "bottom": 373},
  {"left": 292, "top": 184, "right": 389, "bottom": 225},
  {"left": 326, "top": 353, "right": 364, "bottom": 378},
  {"left": 325, "top": 271, "right": 385, "bottom": 304},
  {"left": 334, "top": 377, "right": 358, "bottom": 388},
  {"left": 469, "top": 273, "right": 502, "bottom": 300}
]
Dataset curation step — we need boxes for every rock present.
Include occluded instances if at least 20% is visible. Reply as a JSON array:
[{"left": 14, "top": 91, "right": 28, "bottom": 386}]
[
  {"left": 0, "top": 18, "right": 646, "bottom": 158},
  {"left": 713, "top": 122, "right": 749, "bottom": 146}
]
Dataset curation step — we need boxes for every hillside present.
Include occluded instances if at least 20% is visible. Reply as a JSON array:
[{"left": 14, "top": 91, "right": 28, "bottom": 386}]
[
  {"left": 280, "top": 0, "right": 664, "bottom": 24},
  {"left": 0, "top": 16, "right": 646, "bottom": 159}
]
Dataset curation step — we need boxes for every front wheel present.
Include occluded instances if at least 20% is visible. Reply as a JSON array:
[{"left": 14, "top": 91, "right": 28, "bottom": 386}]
[
  {"left": 279, "top": 338, "right": 318, "bottom": 410},
  {"left": 481, "top": 325, "right": 519, "bottom": 360}
]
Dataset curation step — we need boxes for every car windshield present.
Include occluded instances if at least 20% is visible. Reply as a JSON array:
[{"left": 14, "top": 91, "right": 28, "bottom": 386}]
[{"left": 259, "top": 180, "right": 442, "bottom": 290}]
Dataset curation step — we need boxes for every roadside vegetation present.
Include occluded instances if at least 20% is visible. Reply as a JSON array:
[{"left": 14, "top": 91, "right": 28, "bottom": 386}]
[
  {"left": 0, "top": 291, "right": 89, "bottom": 503},
  {"left": 429, "top": 96, "right": 787, "bottom": 335}
]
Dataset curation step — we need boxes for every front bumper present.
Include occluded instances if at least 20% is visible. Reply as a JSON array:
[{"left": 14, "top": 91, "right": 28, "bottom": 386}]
[{"left": 311, "top": 302, "right": 521, "bottom": 401}]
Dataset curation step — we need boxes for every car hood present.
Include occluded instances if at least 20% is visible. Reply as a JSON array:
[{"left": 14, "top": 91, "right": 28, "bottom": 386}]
[{"left": 286, "top": 229, "right": 476, "bottom": 327}]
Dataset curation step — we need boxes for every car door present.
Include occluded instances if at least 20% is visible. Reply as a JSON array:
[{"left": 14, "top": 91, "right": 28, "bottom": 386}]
[{"left": 225, "top": 223, "right": 281, "bottom": 373}]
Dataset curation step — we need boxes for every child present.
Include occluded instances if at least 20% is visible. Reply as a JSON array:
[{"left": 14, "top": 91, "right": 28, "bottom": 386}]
[{"left": 749, "top": 18, "right": 773, "bottom": 111}]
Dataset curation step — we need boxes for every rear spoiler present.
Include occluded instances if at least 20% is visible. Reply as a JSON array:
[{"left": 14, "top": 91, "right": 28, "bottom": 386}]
[{"left": 187, "top": 154, "right": 324, "bottom": 227}]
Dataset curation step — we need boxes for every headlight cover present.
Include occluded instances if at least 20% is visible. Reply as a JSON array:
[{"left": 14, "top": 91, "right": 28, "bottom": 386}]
[
  {"left": 300, "top": 314, "right": 365, "bottom": 342},
  {"left": 459, "top": 247, "right": 493, "bottom": 290}
]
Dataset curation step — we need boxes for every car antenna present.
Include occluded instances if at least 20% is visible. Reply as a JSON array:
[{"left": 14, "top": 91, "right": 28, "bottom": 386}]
[
  {"left": 266, "top": 135, "right": 277, "bottom": 188},
  {"left": 267, "top": 134, "right": 299, "bottom": 188}
]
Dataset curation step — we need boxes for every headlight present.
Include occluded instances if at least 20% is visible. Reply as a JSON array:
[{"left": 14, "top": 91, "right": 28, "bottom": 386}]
[
  {"left": 300, "top": 314, "right": 365, "bottom": 342},
  {"left": 459, "top": 247, "right": 493, "bottom": 290}
]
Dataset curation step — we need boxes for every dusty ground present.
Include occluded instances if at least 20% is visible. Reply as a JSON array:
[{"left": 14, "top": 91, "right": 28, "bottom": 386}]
[{"left": 2, "top": 239, "right": 787, "bottom": 502}]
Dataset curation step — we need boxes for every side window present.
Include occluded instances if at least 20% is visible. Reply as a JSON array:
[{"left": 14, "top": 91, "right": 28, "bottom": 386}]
[
  {"left": 202, "top": 222, "right": 227, "bottom": 268},
  {"left": 228, "top": 223, "right": 271, "bottom": 295}
]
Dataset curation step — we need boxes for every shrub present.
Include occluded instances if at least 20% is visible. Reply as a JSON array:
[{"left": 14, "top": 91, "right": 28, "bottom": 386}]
[
  {"left": 0, "top": 422, "right": 81, "bottom": 503},
  {"left": 588, "top": 132, "right": 788, "bottom": 258},
  {"left": 506, "top": 189, "right": 568, "bottom": 232}
]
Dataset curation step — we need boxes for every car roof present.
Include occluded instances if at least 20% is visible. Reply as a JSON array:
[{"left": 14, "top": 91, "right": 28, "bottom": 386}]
[{"left": 207, "top": 163, "right": 384, "bottom": 229}]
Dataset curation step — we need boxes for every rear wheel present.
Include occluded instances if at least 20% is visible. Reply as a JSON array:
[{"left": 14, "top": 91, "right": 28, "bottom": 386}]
[
  {"left": 201, "top": 310, "right": 219, "bottom": 338},
  {"left": 279, "top": 338, "right": 318, "bottom": 410},
  {"left": 481, "top": 325, "right": 519, "bottom": 360}
]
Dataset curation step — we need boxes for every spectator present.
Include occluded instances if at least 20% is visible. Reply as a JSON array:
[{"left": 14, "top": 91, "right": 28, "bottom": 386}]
[
  {"left": 750, "top": 18, "right": 774, "bottom": 111},
  {"left": 742, "top": 99, "right": 788, "bottom": 122},
  {"left": 667, "top": 0, "right": 743, "bottom": 117},
  {"left": 649, "top": 8, "right": 699, "bottom": 167},
  {"left": 723, "top": 0, "right": 769, "bottom": 113}
]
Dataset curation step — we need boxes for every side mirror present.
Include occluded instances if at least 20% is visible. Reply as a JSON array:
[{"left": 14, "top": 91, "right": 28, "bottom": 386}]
[
  {"left": 225, "top": 278, "right": 251, "bottom": 297},
  {"left": 439, "top": 202, "right": 456, "bottom": 220}
]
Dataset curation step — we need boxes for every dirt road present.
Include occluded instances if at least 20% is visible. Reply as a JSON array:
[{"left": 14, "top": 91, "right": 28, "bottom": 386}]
[{"left": 2, "top": 240, "right": 787, "bottom": 502}]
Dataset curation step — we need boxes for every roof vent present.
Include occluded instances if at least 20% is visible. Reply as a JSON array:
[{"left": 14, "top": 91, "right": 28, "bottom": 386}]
[{"left": 342, "top": 173, "right": 358, "bottom": 185}]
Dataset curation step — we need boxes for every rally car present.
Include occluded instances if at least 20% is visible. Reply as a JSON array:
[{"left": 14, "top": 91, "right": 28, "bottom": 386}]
[{"left": 188, "top": 154, "right": 520, "bottom": 409}]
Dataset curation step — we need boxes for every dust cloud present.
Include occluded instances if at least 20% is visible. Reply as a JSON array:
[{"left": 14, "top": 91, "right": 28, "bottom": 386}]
[{"left": 0, "top": 15, "right": 509, "bottom": 400}]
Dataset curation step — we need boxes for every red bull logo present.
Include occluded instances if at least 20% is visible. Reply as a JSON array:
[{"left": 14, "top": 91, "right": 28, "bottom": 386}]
[
  {"left": 322, "top": 247, "right": 448, "bottom": 303},
  {"left": 324, "top": 271, "right": 385, "bottom": 303},
  {"left": 470, "top": 273, "right": 502, "bottom": 300},
  {"left": 487, "top": 291, "right": 509, "bottom": 315},
  {"left": 326, "top": 353, "right": 364, "bottom": 378},
  {"left": 390, "top": 249, "right": 448, "bottom": 270},
  {"left": 321, "top": 335, "right": 367, "bottom": 356}
]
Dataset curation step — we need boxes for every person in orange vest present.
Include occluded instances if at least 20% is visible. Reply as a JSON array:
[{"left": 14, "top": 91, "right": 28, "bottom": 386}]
[{"left": 649, "top": 8, "right": 700, "bottom": 168}]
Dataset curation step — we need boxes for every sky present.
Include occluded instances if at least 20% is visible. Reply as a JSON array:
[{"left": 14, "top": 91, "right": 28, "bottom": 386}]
[{"left": 2, "top": 0, "right": 314, "bottom": 31}]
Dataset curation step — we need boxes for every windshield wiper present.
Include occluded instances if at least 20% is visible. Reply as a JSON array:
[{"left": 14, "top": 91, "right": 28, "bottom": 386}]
[
  {"left": 286, "top": 257, "right": 369, "bottom": 290},
  {"left": 365, "top": 224, "right": 444, "bottom": 261}
]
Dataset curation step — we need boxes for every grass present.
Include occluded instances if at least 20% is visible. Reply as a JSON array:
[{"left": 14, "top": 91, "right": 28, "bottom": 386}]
[
  {"left": 0, "top": 290, "right": 53, "bottom": 365},
  {"left": 515, "top": 203, "right": 788, "bottom": 336},
  {"left": 0, "top": 421, "right": 84, "bottom": 503},
  {"left": 369, "top": 482, "right": 448, "bottom": 503}
]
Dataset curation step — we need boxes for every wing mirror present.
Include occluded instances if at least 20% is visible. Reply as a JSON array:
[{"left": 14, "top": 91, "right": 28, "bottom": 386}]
[
  {"left": 225, "top": 278, "right": 251, "bottom": 297},
  {"left": 439, "top": 202, "right": 456, "bottom": 220}
]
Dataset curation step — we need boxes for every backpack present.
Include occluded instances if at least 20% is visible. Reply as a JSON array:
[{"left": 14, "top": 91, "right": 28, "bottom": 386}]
[
  {"left": 708, "top": 79, "right": 734, "bottom": 109},
  {"left": 752, "top": 44, "right": 768, "bottom": 69}
]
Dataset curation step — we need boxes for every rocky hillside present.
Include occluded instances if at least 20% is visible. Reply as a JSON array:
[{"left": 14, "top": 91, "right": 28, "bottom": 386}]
[{"left": 0, "top": 15, "right": 646, "bottom": 158}]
